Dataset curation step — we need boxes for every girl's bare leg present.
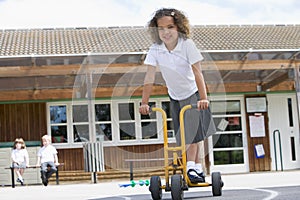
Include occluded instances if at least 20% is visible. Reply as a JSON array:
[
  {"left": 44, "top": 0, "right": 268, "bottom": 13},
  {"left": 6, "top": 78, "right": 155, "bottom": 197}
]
[{"left": 186, "top": 143, "right": 200, "bottom": 162}]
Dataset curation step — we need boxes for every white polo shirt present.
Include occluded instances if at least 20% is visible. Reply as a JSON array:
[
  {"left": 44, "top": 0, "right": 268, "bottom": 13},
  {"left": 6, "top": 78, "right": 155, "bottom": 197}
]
[
  {"left": 37, "top": 145, "right": 58, "bottom": 163},
  {"left": 11, "top": 148, "right": 29, "bottom": 163},
  {"left": 144, "top": 38, "right": 203, "bottom": 100}
]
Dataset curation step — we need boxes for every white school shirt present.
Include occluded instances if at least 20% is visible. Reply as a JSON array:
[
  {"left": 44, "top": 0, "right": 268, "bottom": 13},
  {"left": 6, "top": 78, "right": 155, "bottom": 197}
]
[
  {"left": 37, "top": 145, "right": 58, "bottom": 163},
  {"left": 144, "top": 38, "right": 203, "bottom": 100},
  {"left": 11, "top": 148, "right": 29, "bottom": 163}
]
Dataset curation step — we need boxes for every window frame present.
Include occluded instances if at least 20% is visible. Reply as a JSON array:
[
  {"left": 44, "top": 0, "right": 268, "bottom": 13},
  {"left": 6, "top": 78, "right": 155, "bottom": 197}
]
[
  {"left": 46, "top": 98, "right": 176, "bottom": 148},
  {"left": 208, "top": 95, "right": 248, "bottom": 173},
  {"left": 94, "top": 103, "right": 113, "bottom": 142}
]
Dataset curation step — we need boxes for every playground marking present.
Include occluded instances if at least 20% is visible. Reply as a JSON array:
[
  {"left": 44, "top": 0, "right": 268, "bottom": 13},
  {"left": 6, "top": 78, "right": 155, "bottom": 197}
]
[
  {"left": 252, "top": 188, "right": 278, "bottom": 200},
  {"left": 121, "top": 197, "right": 131, "bottom": 200}
]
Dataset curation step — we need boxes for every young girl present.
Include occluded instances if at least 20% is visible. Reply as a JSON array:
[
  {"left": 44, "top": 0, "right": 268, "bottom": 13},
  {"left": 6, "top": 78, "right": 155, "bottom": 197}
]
[
  {"left": 11, "top": 138, "right": 29, "bottom": 185},
  {"left": 139, "top": 8, "right": 216, "bottom": 183}
]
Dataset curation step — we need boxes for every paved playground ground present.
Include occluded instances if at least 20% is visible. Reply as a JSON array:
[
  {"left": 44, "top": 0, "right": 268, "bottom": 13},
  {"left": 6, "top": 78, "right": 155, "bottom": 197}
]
[{"left": 1, "top": 170, "right": 300, "bottom": 200}]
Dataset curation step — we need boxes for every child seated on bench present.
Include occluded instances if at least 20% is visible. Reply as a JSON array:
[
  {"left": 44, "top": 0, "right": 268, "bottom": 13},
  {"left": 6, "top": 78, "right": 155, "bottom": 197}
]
[
  {"left": 11, "top": 138, "right": 29, "bottom": 185},
  {"left": 36, "top": 135, "right": 59, "bottom": 186}
]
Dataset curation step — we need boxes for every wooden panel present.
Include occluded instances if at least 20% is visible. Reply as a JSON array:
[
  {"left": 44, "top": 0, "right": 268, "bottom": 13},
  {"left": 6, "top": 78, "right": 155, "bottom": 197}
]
[
  {"left": 0, "top": 76, "right": 77, "bottom": 90},
  {"left": 0, "top": 60, "right": 297, "bottom": 78},
  {"left": 57, "top": 148, "right": 84, "bottom": 171},
  {"left": 0, "top": 103, "right": 47, "bottom": 142},
  {"left": 0, "top": 85, "right": 168, "bottom": 102},
  {"left": 0, "top": 81, "right": 295, "bottom": 102},
  {"left": 103, "top": 144, "right": 166, "bottom": 170},
  {"left": 245, "top": 95, "right": 271, "bottom": 171},
  {"left": 0, "top": 60, "right": 296, "bottom": 102}
]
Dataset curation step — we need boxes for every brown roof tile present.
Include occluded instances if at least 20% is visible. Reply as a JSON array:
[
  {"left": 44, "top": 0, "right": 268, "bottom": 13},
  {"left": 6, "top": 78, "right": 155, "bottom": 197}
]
[{"left": 0, "top": 25, "right": 299, "bottom": 57}]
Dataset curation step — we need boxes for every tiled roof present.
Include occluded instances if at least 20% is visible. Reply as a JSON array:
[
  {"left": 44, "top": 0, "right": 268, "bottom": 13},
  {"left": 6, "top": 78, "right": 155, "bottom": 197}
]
[
  {"left": 192, "top": 25, "right": 300, "bottom": 51},
  {"left": 0, "top": 25, "right": 299, "bottom": 57}
]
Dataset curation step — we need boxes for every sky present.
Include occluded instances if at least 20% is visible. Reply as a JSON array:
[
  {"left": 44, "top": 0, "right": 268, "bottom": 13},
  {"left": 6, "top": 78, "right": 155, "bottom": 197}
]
[{"left": 0, "top": 0, "right": 299, "bottom": 29}]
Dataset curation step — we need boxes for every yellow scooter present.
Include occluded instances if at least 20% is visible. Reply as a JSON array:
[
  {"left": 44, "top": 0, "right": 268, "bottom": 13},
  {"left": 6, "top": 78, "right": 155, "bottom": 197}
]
[{"left": 149, "top": 105, "right": 223, "bottom": 200}]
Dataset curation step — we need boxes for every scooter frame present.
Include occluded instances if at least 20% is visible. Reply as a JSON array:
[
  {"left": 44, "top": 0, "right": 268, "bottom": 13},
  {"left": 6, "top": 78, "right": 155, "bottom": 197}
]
[{"left": 149, "top": 105, "right": 223, "bottom": 200}]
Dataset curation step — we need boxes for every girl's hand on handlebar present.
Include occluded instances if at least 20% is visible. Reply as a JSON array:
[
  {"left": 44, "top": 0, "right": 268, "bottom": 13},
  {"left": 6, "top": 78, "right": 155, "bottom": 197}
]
[
  {"left": 139, "top": 104, "right": 150, "bottom": 115},
  {"left": 197, "top": 99, "right": 209, "bottom": 110}
]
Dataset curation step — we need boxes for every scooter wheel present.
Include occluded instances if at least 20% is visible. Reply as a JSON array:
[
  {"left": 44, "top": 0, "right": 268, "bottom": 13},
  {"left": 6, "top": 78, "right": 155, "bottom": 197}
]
[
  {"left": 149, "top": 176, "right": 162, "bottom": 200},
  {"left": 171, "top": 174, "right": 184, "bottom": 200},
  {"left": 212, "top": 172, "right": 223, "bottom": 196}
]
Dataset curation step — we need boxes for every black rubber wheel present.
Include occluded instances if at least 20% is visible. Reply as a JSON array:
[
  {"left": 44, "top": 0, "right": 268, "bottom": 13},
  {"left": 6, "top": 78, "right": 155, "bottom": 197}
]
[
  {"left": 149, "top": 176, "right": 162, "bottom": 200},
  {"left": 212, "top": 172, "right": 223, "bottom": 196},
  {"left": 171, "top": 174, "right": 184, "bottom": 200}
]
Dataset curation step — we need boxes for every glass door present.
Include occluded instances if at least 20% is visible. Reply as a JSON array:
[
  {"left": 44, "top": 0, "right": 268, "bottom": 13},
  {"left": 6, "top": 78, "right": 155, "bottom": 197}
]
[{"left": 209, "top": 97, "right": 249, "bottom": 173}]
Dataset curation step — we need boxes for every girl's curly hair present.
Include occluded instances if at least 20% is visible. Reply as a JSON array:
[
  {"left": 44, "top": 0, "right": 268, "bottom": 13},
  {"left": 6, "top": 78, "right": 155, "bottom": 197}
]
[
  {"left": 13, "top": 138, "right": 26, "bottom": 149},
  {"left": 147, "top": 8, "right": 190, "bottom": 44}
]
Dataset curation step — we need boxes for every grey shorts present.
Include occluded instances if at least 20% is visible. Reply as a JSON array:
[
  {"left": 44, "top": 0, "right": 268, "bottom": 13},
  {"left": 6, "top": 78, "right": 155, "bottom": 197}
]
[
  {"left": 170, "top": 92, "right": 216, "bottom": 145},
  {"left": 12, "top": 162, "right": 26, "bottom": 169}
]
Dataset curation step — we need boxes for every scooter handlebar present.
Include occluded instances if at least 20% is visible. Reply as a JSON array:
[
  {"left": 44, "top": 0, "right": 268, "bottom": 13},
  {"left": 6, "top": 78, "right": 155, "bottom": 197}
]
[
  {"left": 191, "top": 104, "right": 198, "bottom": 109},
  {"left": 149, "top": 104, "right": 197, "bottom": 113}
]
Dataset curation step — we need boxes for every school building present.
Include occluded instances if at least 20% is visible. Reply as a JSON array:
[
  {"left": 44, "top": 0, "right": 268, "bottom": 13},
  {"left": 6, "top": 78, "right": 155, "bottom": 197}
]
[{"left": 0, "top": 25, "right": 300, "bottom": 184}]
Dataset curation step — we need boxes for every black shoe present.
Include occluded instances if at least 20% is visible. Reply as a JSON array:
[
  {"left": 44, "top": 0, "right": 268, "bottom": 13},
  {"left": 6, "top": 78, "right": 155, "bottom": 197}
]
[
  {"left": 196, "top": 171, "right": 206, "bottom": 182},
  {"left": 187, "top": 169, "right": 205, "bottom": 183},
  {"left": 41, "top": 172, "right": 48, "bottom": 186},
  {"left": 44, "top": 179, "right": 48, "bottom": 186},
  {"left": 17, "top": 178, "right": 24, "bottom": 185},
  {"left": 42, "top": 178, "right": 48, "bottom": 186}
]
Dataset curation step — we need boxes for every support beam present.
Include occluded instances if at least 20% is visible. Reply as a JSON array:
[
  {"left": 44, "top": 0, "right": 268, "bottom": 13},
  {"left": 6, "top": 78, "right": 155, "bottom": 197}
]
[
  {"left": 0, "top": 60, "right": 297, "bottom": 78},
  {"left": 262, "top": 72, "right": 289, "bottom": 91}
]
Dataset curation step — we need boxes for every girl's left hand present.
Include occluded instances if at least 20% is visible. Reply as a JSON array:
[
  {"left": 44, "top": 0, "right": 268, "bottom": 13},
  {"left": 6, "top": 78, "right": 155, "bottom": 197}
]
[{"left": 197, "top": 99, "right": 209, "bottom": 110}]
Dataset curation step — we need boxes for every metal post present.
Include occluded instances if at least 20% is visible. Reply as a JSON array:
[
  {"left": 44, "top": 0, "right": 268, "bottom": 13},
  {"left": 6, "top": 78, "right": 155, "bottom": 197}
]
[
  {"left": 86, "top": 55, "right": 96, "bottom": 143},
  {"left": 56, "top": 168, "right": 59, "bottom": 185},
  {"left": 93, "top": 172, "right": 97, "bottom": 183},
  {"left": 273, "top": 130, "right": 283, "bottom": 171},
  {"left": 129, "top": 161, "right": 133, "bottom": 181},
  {"left": 10, "top": 166, "right": 15, "bottom": 188}
]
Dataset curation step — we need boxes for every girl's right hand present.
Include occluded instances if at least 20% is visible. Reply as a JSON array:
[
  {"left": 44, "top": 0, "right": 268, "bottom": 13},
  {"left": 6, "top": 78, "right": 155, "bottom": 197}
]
[{"left": 139, "top": 104, "right": 150, "bottom": 115}]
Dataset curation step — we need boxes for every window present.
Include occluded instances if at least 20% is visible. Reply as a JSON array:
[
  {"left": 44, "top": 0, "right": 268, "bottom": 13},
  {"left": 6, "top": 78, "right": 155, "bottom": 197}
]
[
  {"left": 73, "top": 105, "right": 89, "bottom": 142},
  {"left": 118, "top": 102, "right": 136, "bottom": 140},
  {"left": 211, "top": 100, "right": 244, "bottom": 165},
  {"left": 95, "top": 104, "right": 112, "bottom": 141},
  {"left": 213, "top": 150, "right": 244, "bottom": 165},
  {"left": 162, "top": 101, "right": 175, "bottom": 138},
  {"left": 213, "top": 133, "right": 243, "bottom": 148},
  {"left": 140, "top": 102, "right": 157, "bottom": 139},
  {"left": 47, "top": 99, "right": 175, "bottom": 146},
  {"left": 50, "top": 105, "right": 67, "bottom": 143},
  {"left": 211, "top": 100, "right": 241, "bottom": 115}
]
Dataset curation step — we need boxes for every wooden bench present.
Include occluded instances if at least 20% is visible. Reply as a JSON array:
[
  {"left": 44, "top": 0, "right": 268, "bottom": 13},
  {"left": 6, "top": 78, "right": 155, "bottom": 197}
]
[{"left": 5, "top": 163, "right": 64, "bottom": 188}]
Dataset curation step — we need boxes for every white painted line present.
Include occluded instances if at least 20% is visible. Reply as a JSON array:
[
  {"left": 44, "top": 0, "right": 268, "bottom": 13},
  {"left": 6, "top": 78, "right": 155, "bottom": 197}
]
[
  {"left": 252, "top": 188, "right": 279, "bottom": 200},
  {"left": 122, "top": 197, "right": 132, "bottom": 200}
]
